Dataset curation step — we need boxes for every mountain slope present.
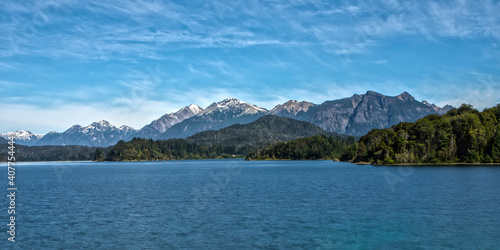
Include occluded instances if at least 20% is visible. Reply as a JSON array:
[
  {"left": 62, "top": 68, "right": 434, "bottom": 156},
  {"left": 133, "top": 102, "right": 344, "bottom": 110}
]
[
  {"left": 160, "top": 98, "right": 268, "bottom": 139},
  {"left": 271, "top": 91, "right": 451, "bottom": 136},
  {"left": 269, "top": 100, "right": 318, "bottom": 121},
  {"left": 0, "top": 130, "right": 44, "bottom": 146},
  {"left": 422, "top": 100, "right": 454, "bottom": 114},
  {"left": 134, "top": 104, "right": 203, "bottom": 139},
  {"left": 36, "top": 120, "right": 136, "bottom": 147},
  {"left": 186, "top": 115, "right": 337, "bottom": 148}
]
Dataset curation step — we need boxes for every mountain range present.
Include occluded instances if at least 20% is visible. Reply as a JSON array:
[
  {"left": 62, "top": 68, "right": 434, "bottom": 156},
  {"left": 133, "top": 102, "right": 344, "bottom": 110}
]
[
  {"left": 0, "top": 130, "right": 44, "bottom": 146},
  {"left": 161, "top": 98, "right": 268, "bottom": 139},
  {"left": 35, "top": 120, "right": 136, "bottom": 147},
  {"left": 1, "top": 91, "right": 453, "bottom": 147},
  {"left": 134, "top": 104, "right": 203, "bottom": 139}
]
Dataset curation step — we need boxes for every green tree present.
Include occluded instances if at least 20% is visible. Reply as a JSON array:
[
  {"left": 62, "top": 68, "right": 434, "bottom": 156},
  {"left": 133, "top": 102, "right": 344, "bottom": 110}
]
[
  {"left": 94, "top": 148, "right": 103, "bottom": 161},
  {"left": 491, "top": 131, "right": 500, "bottom": 162},
  {"left": 354, "top": 104, "right": 500, "bottom": 164}
]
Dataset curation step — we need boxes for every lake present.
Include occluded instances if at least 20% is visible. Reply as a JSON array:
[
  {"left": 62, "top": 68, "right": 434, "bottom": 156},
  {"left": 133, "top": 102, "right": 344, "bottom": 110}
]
[{"left": 1, "top": 160, "right": 500, "bottom": 249}]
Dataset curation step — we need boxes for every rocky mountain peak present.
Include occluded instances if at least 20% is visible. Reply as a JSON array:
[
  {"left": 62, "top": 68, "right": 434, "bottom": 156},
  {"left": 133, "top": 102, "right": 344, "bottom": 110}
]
[
  {"left": 136, "top": 104, "right": 205, "bottom": 137},
  {"left": 0, "top": 130, "right": 44, "bottom": 141},
  {"left": 422, "top": 100, "right": 454, "bottom": 114},
  {"left": 202, "top": 98, "right": 267, "bottom": 116},
  {"left": 396, "top": 92, "right": 415, "bottom": 102},
  {"left": 271, "top": 100, "right": 315, "bottom": 115},
  {"left": 187, "top": 104, "right": 203, "bottom": 113},
  {"left": 365, "top": 91, "right": 384, "bottom": 97},
  {"left": 119, "top": 125, "right": 135, "bottom": 131},
  {"left": 37, "top": 120, "right": 137, "bottom": 147},
  {"left": 66, "top": 125, "right": 83, "bottom": 134},
  {"left": 90, "top": 120, "right": 112, "bottom": 128}
]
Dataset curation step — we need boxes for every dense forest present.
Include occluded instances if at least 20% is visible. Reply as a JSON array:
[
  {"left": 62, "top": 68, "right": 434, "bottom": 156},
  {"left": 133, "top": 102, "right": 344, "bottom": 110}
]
[
  {"left": 340, "top": 104, "right": 500, "bottom": 164},
  {"left": 246, "top": 134, "right": 357, "bottom": 160},
  {"left": 104, "top": 138, "right": 242, "bottom": 161},
  {"left": 104, "top": 115, "right": 349, "bottom": 161},
  {"left": 0, "top": 143, "right": 108, "bottom": 162},
  {"left": 187, "top": 115, "right": 336, "bottom": 154}
]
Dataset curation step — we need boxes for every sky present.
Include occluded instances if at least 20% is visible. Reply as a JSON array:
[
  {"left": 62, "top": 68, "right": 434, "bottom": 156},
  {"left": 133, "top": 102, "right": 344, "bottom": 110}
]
[{"left": 1, "top": 0, "right": 500, "bottom": 134}]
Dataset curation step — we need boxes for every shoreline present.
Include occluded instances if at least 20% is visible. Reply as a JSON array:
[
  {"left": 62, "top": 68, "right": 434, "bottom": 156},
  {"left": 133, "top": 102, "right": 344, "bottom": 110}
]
[
  {"left": 3, "top": 158, "right": 500, "bottom": 166},
  {"left": 366, "top": 162, "right": 500, "bottom": 166}
]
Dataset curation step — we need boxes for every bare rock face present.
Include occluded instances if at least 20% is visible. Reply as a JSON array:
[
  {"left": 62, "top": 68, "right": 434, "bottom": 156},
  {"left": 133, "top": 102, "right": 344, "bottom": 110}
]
[
  {"left": 422, "top": 100, "right": 454, "bottom": 114},
  {"left": 269, "top": 100, "right": 318, "bottom": 121},
  {"left": 272, "top": 91, "right": 453, "bottom": 136}
]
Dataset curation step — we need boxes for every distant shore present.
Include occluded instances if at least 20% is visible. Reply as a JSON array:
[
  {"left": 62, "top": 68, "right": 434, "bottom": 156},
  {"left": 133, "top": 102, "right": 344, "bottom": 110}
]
[{"left": 361, "top": 162, "right": 500, "bottom": 166}]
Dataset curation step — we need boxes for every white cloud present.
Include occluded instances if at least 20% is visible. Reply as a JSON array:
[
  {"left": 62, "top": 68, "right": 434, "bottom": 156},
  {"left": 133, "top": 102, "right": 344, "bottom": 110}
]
[
  {"left": 2, "top": 0, "right": 500, "bottom": 133},
  {"left": 2, "top": 0, "right": 500, "bottom": 61}
]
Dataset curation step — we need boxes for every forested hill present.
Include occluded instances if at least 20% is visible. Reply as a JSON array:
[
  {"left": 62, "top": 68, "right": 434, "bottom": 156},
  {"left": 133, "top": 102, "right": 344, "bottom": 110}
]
[
  {"left": 104, "top": 116, "right": 342, "bottom": 161},
  {"left": 0, "top": 144, "right": 106, "bottom": 162},
  {"left": 187, "top": 115, "right": 336, "bottom": 148},
  {"left": 246, "top": 134, "right": 356, "bottom": 160},
  {"left": 341, "top": 104, "right": 500, "bottom": 164}
]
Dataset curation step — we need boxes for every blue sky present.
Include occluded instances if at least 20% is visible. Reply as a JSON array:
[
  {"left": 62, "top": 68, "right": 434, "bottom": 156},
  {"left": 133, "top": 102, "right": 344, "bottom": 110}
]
[{"left": 1, "top": 0, "right": 500, "bottom": 134}]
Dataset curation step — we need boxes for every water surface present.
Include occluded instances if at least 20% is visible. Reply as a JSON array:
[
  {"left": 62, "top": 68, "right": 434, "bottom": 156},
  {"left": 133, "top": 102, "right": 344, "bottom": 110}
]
[{"left": 1, "top": 160, "right": 500, "bottom": 249}]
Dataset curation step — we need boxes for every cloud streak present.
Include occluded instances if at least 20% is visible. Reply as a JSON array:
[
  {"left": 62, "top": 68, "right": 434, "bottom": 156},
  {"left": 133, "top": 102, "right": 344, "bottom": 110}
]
[
  {"left": 2, "top": 0, "right": 499, "bottom": 61},
  {"left": 1, "top": 0, "right": 500, "bottom": 132}
]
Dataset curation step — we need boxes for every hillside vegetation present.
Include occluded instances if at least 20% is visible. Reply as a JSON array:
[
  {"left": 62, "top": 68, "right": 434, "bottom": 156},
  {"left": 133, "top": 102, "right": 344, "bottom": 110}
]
[
  {"left": 0, "top": 144, "right": 107, "bottom": 162},
  {"left": 246, "top": 134, "right": 356, "bottom": 160},
  {"left": 104, "top": 116, "right": 341, "bottom": 161},
  {"left": 187, "top": 115, "right": 335, "bottom": 150},
  {"left": 341, "top": 104, "right": 500, "bottom": 164}
]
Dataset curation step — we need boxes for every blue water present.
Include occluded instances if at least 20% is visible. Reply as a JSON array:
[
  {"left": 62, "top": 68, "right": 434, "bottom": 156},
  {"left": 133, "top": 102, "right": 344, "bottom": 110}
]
[{"left": 1, "top": 160, "right": 500, "bottom": 249}]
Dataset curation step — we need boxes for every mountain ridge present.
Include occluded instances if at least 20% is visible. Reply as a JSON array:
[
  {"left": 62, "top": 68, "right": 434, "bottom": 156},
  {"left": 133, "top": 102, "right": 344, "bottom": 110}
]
[
  {"left": 3, "top": 91, "right": 454, "bottom": 147},
  {"left": 36, "top": 120, "right": 136, "bottom": 147},
  {"left": 134, "top": 104, "right": 203, "bottom": 139},
  {"left": 160, "top": 98, "right": 269, "bottom": 139},
  {"left": 0, "top": 130, "right": 44, "bottom": 146}
]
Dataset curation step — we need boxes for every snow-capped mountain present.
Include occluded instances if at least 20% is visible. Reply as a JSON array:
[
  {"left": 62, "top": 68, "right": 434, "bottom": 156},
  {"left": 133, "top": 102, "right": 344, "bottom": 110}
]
[
  {"left": 36, "top": 120, "right": 137, "bottom": 147},
  {"left": 135, "top": 104, "right": 203, "bottom": 139},
  {"left": 198, "top": 98, "right": 267, "bottom": 117},
  {"left": 0, "top": 130, "right": 44, "bottom": 146},
  {"left": 161, "top": 98, "right": 268, "bottom": 139}
]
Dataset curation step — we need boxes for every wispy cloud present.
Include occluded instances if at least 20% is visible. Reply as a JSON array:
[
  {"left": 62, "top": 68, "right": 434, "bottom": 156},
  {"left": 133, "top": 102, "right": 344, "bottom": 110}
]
[
  {"left": 2, "top": 0, "right": 499, "bottom": 61},
  {"left": 1, "top": 0, "right": 500, "bottom": 132}
]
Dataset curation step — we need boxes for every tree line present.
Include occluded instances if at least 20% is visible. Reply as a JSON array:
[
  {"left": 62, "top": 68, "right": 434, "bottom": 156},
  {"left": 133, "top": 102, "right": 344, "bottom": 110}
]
[
  {"left": 246, "top": 134, "right": 357, "bottom": 160},
  {"left": 0, "top": 144, "right": 108, "bottom": 162},
  {"left": 103, "top": 138, "right": 246, "bottom": 161},
  {"left": 340, "top": 104, "right": 500, "bottom": 164}
]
